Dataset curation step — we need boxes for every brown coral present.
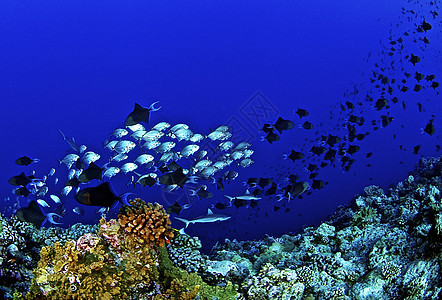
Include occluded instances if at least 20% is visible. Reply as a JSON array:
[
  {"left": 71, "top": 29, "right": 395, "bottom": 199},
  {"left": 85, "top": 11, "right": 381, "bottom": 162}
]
[{"left": 118, "top": 198, "right": 174, "bottom": 247}]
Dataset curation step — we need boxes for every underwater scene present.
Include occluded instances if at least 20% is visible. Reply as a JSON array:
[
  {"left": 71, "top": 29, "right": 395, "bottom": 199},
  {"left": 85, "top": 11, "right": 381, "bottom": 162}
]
[{"left": 0, "top": 0, "right": 441, "bottom": 299}]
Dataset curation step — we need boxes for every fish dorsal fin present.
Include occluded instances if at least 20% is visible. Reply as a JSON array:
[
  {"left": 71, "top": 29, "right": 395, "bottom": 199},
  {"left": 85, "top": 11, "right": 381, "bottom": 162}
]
[
  {"left": 135, "top": 103, "right": 143, "bottom": 110},
  {"left": 207, "top": 209, "right": 214, "bottom": 215},
  {"left": 245, "top": 189, "right": 250, "bottom": 194}
]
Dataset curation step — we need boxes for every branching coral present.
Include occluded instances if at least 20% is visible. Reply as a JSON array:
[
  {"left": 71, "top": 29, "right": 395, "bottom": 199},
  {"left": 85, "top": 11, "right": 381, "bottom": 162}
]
[{"left": 118, "top": 198, "right": 174, "bottom": 247}]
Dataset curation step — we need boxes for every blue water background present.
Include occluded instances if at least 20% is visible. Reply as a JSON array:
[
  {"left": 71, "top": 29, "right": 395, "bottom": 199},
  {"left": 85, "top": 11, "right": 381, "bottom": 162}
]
[{"left": 0, "top": 0, "right": 440, "bottom": 250}]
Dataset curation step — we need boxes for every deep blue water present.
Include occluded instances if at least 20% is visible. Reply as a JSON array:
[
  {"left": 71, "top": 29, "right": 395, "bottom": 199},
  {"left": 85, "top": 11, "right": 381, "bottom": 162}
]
[{"left": 1, "top": 0, "right": 440, "bottom": 251}]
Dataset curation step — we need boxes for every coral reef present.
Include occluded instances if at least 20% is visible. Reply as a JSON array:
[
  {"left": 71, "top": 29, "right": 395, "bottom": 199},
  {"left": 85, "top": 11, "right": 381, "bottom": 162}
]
[
  {"left": 118, "top": 198, "right": 174, "bottom": 247},
  {"left": 4, "top": 157, "right": 442, "bottom": 299}
]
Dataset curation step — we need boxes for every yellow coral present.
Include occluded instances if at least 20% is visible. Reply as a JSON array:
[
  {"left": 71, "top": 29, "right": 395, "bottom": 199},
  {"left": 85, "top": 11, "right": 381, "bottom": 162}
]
[{"left": 118, "top": 198, "right": 174, "bottom": 247}]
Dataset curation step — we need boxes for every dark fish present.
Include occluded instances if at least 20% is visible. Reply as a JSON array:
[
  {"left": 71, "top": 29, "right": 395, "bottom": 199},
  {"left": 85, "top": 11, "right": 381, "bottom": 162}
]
[
  {"left": 422, "top": 37, "right": 430, "bottom": 44},
  {"left": 76, "top": 158, "right": 86, "bottom": 170},
  {"left": 409, "top": 54, "right": 421, "bottom": 66},
  {"left": 14, "top": 186, "right": 31, "bottom": 197},
  {"left": 258, "top": 177, "right": 273, "bottom": 189},
  {"left": 15, "top": 201, "right": 61, "bottom": 228},
  {"left": 261, "top": 123, "right": 274, "bottom": 134},
  {"left": 302, "top": 121, "right": 314, "bottom": 130},
  {"left": 381, "top": 115, "right": 394, "bottom": 127},
  {"left": 366, "top": 152, "right": 373, "bottom": 158},
  {"left": 310, "top": 146, "right": 327, "bottom": 156},
  {"left": 417, "top": 102, "right": 423, "bottom": 112},
  {"left": 232, "top": 198, "right": 249, "bottom": 209},
  {"left": 287, "top": 174, "right": 299, "bottom": 183},
  {"left": 246, "top": 177, "right": 259, "bottom": 187},
  {"left": 295, "top": 108, "right": 309, "bottom": 118},
  {"left": 347, "top": 145, "right": 360, "bottom": 155},
  {"left": 216, "top": 177, "right": 224, "bottom": 191},
  {"left": 75, "top": 182, "right": 130, "bottom": 207},
  {"left": 78, "top": 162, "right": 103, "bottom": 183},
  {"left": 214, "top": 202, "right": 229, "bottom": 210},
  {"left": 287, "top": 181, "right": 309, "bottom": 198},
  {"left": 159, "top": 168, "right": 188, "bottom": 188},
  {"left": 326, "top": 135, "right": 341, "bottom": 147},
  {"left": 65, "top": 177, "right": 81, "bottom": 187},
  {"left": 137, "top": 174, "right": 157, "bottom": 187},
  {"left": 320, "top": 162, "right": 328, "bottom": 168},
  {"left": 273, "top": 206, "right": 280, "bottom": 212},
  {"left": 307, "top": 164, "right": 318, "bottom": 172},
  {"left": 249, "top": 200, "right": 259, "bottom": 209},
  {"left": 311, "top": 179, "right": 324, "bottom": 190},
  {"left": 264, "top": 183, "right": 277, "bottom": 196},
  {"left": 309, "top": 172, "right": 318, "bottom": 179},
  {"left": 166, "top": 201, "right": 182, "bottom": 215},
  {"left": 425, "top": 74, "right": 436, "bottom": 81},
  {"left": 413, "top": 145, "right": 421, "bottom": 154},
  {"left": 253, "top": 188, "right": 263, "bottom": 197},
  {"left": 414, "top": 85, "right": 422, "bottom": 92},
  {"left": 345, "top": 101, "right": 355, "bottom": 110},
  {"left": 8, "top": 172, "right": 32, "bottom": 186},
  {"left": 424, "top": 119, "right": 435, "bottom": 136},
  {"left": 421, "top": 20, "right": 432, "bottom": 31},
  {"left": 431, "top": 81, "right": 439, "bottom": 89},
  {"left": 401, "top": 101, "right": 407, "bottom": 110},
  {"left": 391, "top": 97, "right": 399, "bottom": 104},
  {"left": 15, "top": 156, "right": 39, "bottom": 166},
  {"left": 264, "top": 132, "right": 280, "bottom": 143},
  {"left": 375, "top": 98, "right": 388, "bottom": 110},
  {"left": 324, "top": 149, "right": 337, "bottom": 162},
  {"left": 286, "top": 150, "right": 304, "bottom": 162},
  {"left": 349, "top": 115, "right": 360, "bottom": 123},
  {"left": 193, "top": 186, "right": 213, "bottom": 199},
  {"left": 124, "top": 102, "right": 161, "bottom": 126},
  {"left": 274, "top": 117, "right": 295, "bottom": 133},
  {"left": 415, "top": 72, "right": 424, "bottom": 82}
]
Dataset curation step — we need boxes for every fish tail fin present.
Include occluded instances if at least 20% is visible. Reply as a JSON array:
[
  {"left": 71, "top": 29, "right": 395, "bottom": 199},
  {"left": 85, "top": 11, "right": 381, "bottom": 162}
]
[
  {"left": 174, "top": 217, "right": 190, "bottom": 228},
  {"left": 119, "top": 192, "right": 135, "bottom": 206},
  {"left": 32, "top": 158, "right": 40, "bottom": 164},
  {"left": 58, "top": 129, "right": 66, "bottom": 140},
  {"left": 46, "top": 213, "right": 63, "bottom": 225},
  {"left": 178, "top": 227, "right": 186, "bottom": 235},
  {"left": 224, "top": 195, "right": 234, "bottom": 202}
]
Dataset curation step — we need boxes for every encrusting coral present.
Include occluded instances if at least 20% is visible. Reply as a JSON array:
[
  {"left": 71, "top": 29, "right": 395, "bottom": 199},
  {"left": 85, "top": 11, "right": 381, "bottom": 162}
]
[{"left": 118, "top": 198, "right": 174, "bottom": 247}]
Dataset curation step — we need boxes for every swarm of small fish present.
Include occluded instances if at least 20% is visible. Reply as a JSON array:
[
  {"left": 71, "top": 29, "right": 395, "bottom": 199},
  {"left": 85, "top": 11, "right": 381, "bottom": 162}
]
[{"left": 7, "top": 102, "right": 255, "bottom": 226}]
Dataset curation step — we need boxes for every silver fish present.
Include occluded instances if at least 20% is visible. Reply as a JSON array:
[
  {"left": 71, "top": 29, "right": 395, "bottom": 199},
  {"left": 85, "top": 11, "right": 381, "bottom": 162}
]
[
  {"left": 199, "top": 166, "right": 217, "bottom": 179},
  {"left": 37, "top": 199, "right": 50, "bottom": 208},
  {"left": 48, "top": 168, "right": 56, "bottom": 176},
  {"left": 104, "top": 140, "right": 118, "bottom": 151},
  {"left": 156, "top": 142, "right": 176, "bottom": 153},
  {"left": 121, "top": 162, "right": 138, "bottom": 174},
  {"left": 126, "top": 123, "right": 145, "bottom": 132},
  {"left": 230, "top": 151, "right": 244, "bottom": 160},
  {"left": 189, "top": 133, "right": 205, "bottom": 143},
  {"left": 169, "top": 123, "right": 189, "bottom": 133},
  {"left": 214, "top": 125, "right": 230, "bottom": 132},
  {"left": 217, "top": 141, "right": 234, "bottom": 151},
  {"left": 103, "top": 167, "right": 120, "bottom": 178},
  {"left": 239, "top": 158, "right": 254, "bottom": 168},
  {"left": 171, "top": 128, "right": 193, "bottom": 141},
  {"left": 195, "top": 150, "right": 208, "bottom": 160},
  {"left": 67, "top": 169, "right": 76, "bottom": 180},
  {"left": 134, "top": 154, "right": 154, "bottom": 165},
  {"left": 111, "top": 153, "right": 129, "bottom": 162},
  {"left": 59, "top": 154, "right": 80, "bottom": 169},
  {"left": 58, "top": 129, "right": 82, "bottom": 152},
  {"left": 114, "top": 140, "right": 136, "bottom": 154},
  {"left": 179, "top": 144, "right": 199, "bottom": 158},
  {"left": 112, "top": 128, "right": 128, "bottom": 138},
  {"left": 142, "top": 140, "right": 161, "bottom": 150},
  {"left": 73, "top": 206, "right": 84, "bottom": 215},
  {"left": 79, "top": 145, "right": 87, "bottom": 154},
  {"left": 194, "top": 159, "right": 212, "bottom": 171},
  {"left": 242, "top": 149, "right": 254, "bottom": 158},
  {"left": 61, "top": 186, "right": 73, "bottom": 196},
  {"left": 50, "top": 194, "right": 61, "bottom": 204},
  {"left": 142, "top": 130, "right": 164, "bottom": 142},
  {"left": 159, "top": 151, "right": 177, "bottom": 163},
  {"left": 234, "top": 142, "right": 251, "bottom": 151},
  {"left": 82, "top": 151, "right": 101, "bottom": 165},
  {"left": 152, "top": 122, "right": 170, "bottom": 132},
  {"left": 131, "top": 129, "right": 147, "bottom": 141}
]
